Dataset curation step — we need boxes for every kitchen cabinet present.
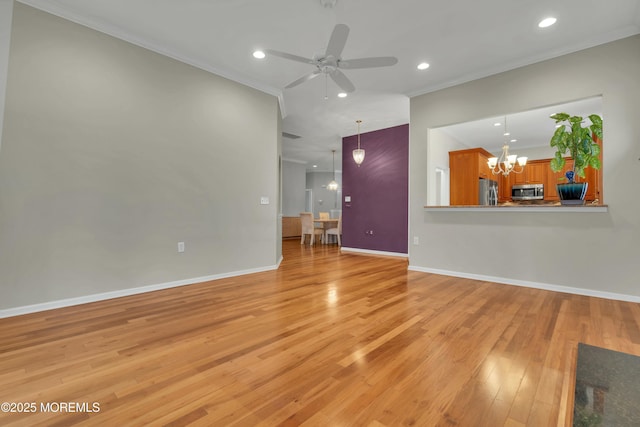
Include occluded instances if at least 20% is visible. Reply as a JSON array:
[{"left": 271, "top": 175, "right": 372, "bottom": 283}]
[
  {"left": 492, "top": 161, "right": 543, "bottom": 203},
  {"left": 478, "top": 154, "right": 493, "bottom": 180},
  {"left": 545, "top": 160, "right": 572, "bottom": 201},
  {"left": 282, "top": 216, "right": 301, "bottom": 238},
  {"left": 453, "top": 149, "right": 602, "bottom": 204},
  {"left": 497, "top": 173, "right": 513, "bottom": 203},
  {"left": 513, "top": 160, "right": 545, "bottom": 185},
  {"left": 449, "top": 148, "right": 494, "bottom": 205},
  {"left": 584, "top": 165, "right": 600, "bottom": 202}
]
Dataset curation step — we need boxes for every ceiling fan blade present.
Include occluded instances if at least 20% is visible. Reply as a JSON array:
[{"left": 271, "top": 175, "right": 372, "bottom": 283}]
[
  {"left": 325, "top": 24, "right": 349, "bottom": 58},
  {"left": 285, "top": 70, "right": 322, "bottom": 89},
  {"left": 265, "top": 49, "right": 315, "bottom": 65},
  {"left": 339, "top": 56, "right": 398, "bottom": 69},
  {"left": 330, "top": 69, "right": 355, "bottom": 93}
]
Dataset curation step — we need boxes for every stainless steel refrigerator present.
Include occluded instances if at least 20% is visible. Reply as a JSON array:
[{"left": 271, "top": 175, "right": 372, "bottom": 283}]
[{"left": 479, "top": 178, "right": 498, "bottom": 205}]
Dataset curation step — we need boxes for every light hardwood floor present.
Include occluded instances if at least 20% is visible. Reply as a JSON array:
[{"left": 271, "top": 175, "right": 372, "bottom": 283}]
[{"left": 1, "top": 239, "right": 639, "bottom": 426}]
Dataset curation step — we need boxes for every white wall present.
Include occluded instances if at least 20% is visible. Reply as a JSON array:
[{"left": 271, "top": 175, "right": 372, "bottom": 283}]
[
  {"left": 410, "top": 35, "right": 640, "bottom": 300},
  {"left": 514, "top": 145, "right": 557, "bottom": 161},
  {"left": 0, "top": 4, "right": 280, "bottom": 312},
  {"left": 0, "top": 0, "right": 13, "bottom": 153},
  {"left": 305, "top": 171, "right": 342, "bottom": 218},
  {"left": 282, "top": 160, "right": 306, "bottom": 216},
  {"left": 427, "top": 128, "right": 469, "bottom": 206}
]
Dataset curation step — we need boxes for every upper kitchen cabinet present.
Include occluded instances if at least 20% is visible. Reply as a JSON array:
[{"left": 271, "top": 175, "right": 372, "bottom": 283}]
[
  {"left": 513, "top": 161, "right": 545, "bottom": 185},
  {"left": 449, "top": 148, "right": 494, "bottom": 205}
]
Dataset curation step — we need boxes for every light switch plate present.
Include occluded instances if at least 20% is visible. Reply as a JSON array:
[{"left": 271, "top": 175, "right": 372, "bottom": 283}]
[
  {"left": 260, "top": 196, "right": 269, "bottom": 205},
  {"left": 345, "top": 196, "right": 351, "bottom": 202}
]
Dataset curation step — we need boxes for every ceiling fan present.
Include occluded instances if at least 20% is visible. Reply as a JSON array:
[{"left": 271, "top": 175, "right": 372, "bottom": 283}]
[{"left": 265, "top": 24, "right": 398, "bottom": 93}]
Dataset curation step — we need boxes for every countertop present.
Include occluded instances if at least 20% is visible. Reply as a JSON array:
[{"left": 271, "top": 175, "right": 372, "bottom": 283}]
[{"left": 423, "top": 203, "right": 608, "bottom": 212}]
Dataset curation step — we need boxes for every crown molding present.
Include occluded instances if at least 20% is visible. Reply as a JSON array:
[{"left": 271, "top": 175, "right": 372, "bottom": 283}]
[
  {"left": 17, "top": 0, "right": 284, "bottom": 100},
  {"left": 407, "top": 26, "right": 640, "bottom": 98},
  {"left": 281, "top": 157, "right": 307, "bottom": 165}
]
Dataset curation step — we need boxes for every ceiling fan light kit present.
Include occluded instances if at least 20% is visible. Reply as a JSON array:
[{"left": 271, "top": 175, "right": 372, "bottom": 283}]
[{"left": 265, "top": 24, "right": 398, "bottom": 95}]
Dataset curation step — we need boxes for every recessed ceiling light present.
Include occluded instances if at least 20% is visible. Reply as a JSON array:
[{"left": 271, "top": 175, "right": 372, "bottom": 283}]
[
  {"left": 510, "top": 139, "right": 517, "bottom": 143},
  {"left": 538, "top": 17, "right": 557, "bottom": 28},
  {"left": 252, "top": 50, "right": 266, "bottom": 59},
  {"left": 494, "top": 122, "right": 502, "bottom": 127},
  {"left": 313, "top": 164, "right": 318, "bottom": 168},
  {"left": 417, "top": 62, "right": 430, "bottom": 70},
  {"left": 503, "top": 132, "right": 510, "bottom": 136},
  {"left": 337, "top": 92, "right": 347, "bottom": 98}
]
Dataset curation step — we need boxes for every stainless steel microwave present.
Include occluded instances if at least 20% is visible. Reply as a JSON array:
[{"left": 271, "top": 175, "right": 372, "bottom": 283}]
[{"left": 512, "top": 184, "right": 544, "bottom": 200}]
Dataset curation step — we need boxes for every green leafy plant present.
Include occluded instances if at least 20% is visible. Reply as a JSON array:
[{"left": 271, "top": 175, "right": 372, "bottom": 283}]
[{"left": 549, "top": 113, "right": 602, "bottom": 183}]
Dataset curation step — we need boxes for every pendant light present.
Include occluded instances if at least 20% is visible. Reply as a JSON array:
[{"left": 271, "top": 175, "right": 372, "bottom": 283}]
[
  {"left": 327, "top": 150, "right": 339, "bottom": 191},
  {"left": 352, "top": 119, "right": 365, "bottom": 166},
  {"left": 487, "top": 116, "right": 527, "bottom": 176}
]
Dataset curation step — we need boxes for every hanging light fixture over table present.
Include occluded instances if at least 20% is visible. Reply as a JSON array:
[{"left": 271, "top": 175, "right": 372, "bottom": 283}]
[
  {"left": 352, "top": 119, "right": 365, "bottom": 166},
  {"left": 327, "top": 150, "right": 339, "bottom": 191},
  {"left": 487, "top": 116, "right": 527, "bottom": 176}
]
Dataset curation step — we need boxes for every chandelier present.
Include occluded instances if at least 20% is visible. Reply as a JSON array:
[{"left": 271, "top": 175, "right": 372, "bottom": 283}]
[
  {"left": 352, "top": 119, "right": 365, "bottom": 166},
  {"left": 487, "top": 116, "right": 527, "bottom": 176},
  {"left": 327, "top": 150, "right": 339, "bottom": 191}
]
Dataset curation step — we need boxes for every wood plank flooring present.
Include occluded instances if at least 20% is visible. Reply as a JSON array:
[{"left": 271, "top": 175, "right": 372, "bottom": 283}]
[{"left": 1, "top": 239, "right": 639, "bottom": 426}]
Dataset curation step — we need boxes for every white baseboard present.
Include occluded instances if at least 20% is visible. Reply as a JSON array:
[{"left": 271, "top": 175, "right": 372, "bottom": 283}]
[
  {"left": 407, "top": 265, "right": 640, "bottom": 303},
  {"left": 341, "top": 247, "right": 408, "bottom": 258},
  {"left": 0, "top": 264, "right": 279, "bottom": 319}
]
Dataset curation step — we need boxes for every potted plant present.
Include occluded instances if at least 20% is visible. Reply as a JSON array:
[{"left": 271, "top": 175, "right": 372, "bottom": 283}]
[{"left": 549, "top": 112, "right": 602, "bottom": 205}]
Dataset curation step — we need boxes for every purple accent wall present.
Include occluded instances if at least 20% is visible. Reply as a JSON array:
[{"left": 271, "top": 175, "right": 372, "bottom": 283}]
[{"left": 342, "top": 124, "right": 408, "bottom": 254}]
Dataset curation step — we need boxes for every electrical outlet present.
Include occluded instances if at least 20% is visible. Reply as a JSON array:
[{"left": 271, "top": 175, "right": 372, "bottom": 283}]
[
  {"left": 178, "top": 242, "right": 185, "bottom": 253},
  {"left": 413, "top": 236, "right": 419, "bottom": 245},
  {"left": 260, "top": 196, "right": 269, "bottom": 205}
]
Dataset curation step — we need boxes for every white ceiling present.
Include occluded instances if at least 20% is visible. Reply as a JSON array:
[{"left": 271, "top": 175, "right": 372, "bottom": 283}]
[{"left": 18, "top": 0, "right": 640, "bottom": 171}]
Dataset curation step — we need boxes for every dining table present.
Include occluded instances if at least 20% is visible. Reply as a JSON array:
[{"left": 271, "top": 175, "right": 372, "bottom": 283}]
[{"left": 314, "top": 218, "right": 339, "bottom": 244}]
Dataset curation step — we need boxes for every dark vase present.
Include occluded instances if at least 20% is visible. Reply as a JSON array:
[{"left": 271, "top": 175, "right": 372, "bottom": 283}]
[{"left": 557, "top": 182, "right": 588, "bottom": 205}]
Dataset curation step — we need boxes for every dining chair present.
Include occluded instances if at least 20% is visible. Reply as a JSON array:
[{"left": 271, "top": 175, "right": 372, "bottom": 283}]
[
  {"left": 300, "top": 212, "right": 324, "bottom": 245},
  {"left": 325, "top": 212, "right": 342, "bottom": 246},
  {"left": 314, "top": 212, "right": 329, "bottom": 240}
]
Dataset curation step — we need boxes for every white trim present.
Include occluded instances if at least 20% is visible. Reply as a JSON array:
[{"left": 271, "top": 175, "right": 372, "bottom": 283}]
[
  {"left": 407, "top": 265, "right": 640, "bottom": 303},
  {"left": 0, "top": 264, "right": 279, "bottom": 319},
  {"left": 277, "top": 93, "right": 287, "bottom": 118},
  {"left": 341, "top": 247, "right": 408, "bottom": 258},
  {"left": 281, "top": 157, "right": 307, "bottom": 165},
  {"left": 424, "top": 205, "right": 608, "bottom": 213}
]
